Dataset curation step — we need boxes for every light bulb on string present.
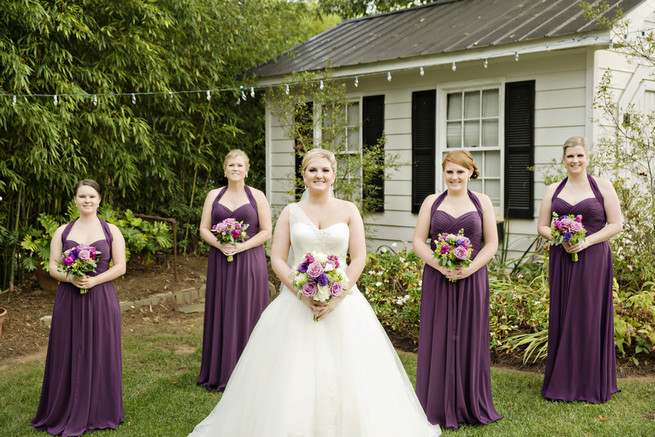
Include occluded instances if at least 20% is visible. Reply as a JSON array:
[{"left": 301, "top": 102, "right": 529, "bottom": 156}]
[
  {"left": 546, "top": 44, "right": 550, "bottom": 51},
  {"left": 451, "top": 62, "right": 456, "bottom": 72},
  {"left": 514, "top": 51, "right": 519, "bottom": 61},
  {"left": 609, "top": 38, "right": 613, "bottom": 49},
  {"left": 12, "top": 95, "right": 16, "bottom": 106},
  {"left": 387, "top": 72, "right": 392, "bottom": 81},
  {"left": 419, "top": 66, "right": 424, "bottom": 76},
  {"left": 206, "top": 90, "right": 211, "bottom": 101},
  {"left": 320, "top": 80, "right": 324, "bottom": 90},
  {"left": 53, "top": 95, "right": 58, "bottom": 106},
  {"left": 169, "top": 92, "right": 173, "bottom": 103},
  {"left": 132, "top": 93, "right": 137, "bottom": 105},
  {"left": 285, "top": 84, "right": 290, "bottom": 95},
  {"left": 93, "top": 95, "right": 98, "bottom": 106},
  {"left": 483, "top": 58, "right": 488, "bottom": 69},
  {"left": 354, "top": 76, "right": 359, "bottom": 87},
  {"left": 250, "top": 87, "right": 255, "bottom": 98}
]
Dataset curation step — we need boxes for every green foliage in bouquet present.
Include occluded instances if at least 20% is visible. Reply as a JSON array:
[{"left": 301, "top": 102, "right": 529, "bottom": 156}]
[
  {"left": 20, "top": 203, "right": 173, "bottom": 273},
  {"left": 358, "top": 245, "right": 423, "bottom": 350}
]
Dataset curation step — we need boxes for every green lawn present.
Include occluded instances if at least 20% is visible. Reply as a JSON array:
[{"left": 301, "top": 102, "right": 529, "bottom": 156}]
[{"left": 2, "top": 321, "right": 653, "bottom": 436}]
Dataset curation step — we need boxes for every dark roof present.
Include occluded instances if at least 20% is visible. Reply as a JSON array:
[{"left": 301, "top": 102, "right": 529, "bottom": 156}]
[{"left": 250, "top": 0, "right": 642, "bottom": 78}]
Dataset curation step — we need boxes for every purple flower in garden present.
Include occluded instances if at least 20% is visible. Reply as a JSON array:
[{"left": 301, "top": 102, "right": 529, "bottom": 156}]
[
  {"left": 453, "top": 246, "right": 469, "bottom": 261},
  {"left": 317, "top": 272, "right": 329, "bottom": 287},
  {"left": 297, "top": 262, "right": 309, "bottom": 273},
  {"left": 564, "top": 232, "right": 572, "bottom": 242},
  {"left": 302, "top": 281, "right": 318, "bottom": 298},
  {"left": 306, "top": 261, "right": 324, "bottom": 279},
  {"left": 329, "top": 282, "right": 343, "bottom": 297}
]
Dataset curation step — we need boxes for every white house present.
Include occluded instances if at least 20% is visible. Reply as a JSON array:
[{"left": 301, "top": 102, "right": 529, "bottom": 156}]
[{"left": 250, "top": 0, "right": 655, "bottom": 254}]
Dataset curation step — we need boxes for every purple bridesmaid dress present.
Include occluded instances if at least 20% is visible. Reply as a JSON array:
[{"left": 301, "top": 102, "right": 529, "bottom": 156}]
[
  {"left": 196, "top": 185, "right": 269, "bottom": 391},
  {"left": 542, "top": 174, "right": 619, "bottom": 402},
  {"left": 416, "top": 190, "right": 502, "bottom": 429},
  {"left": 32, "top": 218, "right": 123, "bottom": 436}
]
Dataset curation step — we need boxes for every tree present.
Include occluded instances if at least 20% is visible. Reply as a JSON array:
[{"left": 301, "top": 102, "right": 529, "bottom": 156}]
[{"left": 317, "top": 0, "right": 430, "bottom": 18}]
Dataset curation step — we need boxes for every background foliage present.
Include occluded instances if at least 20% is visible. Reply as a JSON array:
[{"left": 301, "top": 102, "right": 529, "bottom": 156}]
[{"left": 0, "top": 0, "right": 329, "bottom": 289}]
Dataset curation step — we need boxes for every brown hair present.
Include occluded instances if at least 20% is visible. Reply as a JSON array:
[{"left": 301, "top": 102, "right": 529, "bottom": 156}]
[
  {"left": 75, "top": 179, "right": 102, "bottom": 196},
  {"left": 441, "top": 150, "right": 479, "bottom": 179},
  {"left": 301, "top": 148, "right": 337, "bottom": 174},
  {"left": 223, "top": 149, "right": 250, "bottom": 172},
  {"left": 562, "top": 136, "right": 590, "bottom": 156}
]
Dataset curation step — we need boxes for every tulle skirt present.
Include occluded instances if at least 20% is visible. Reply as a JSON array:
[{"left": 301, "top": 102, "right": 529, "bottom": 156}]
[{"left": 189, "top": 288, "right": 441, "bottom": 437}]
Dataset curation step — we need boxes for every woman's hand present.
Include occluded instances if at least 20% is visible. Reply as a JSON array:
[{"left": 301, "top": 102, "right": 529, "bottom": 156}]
[
  {"left": 71, "top": 275, "right": 98, "bottom": 290},
  {"left": 562, "top": 240, "right": 589, "bottom": 254},
  {"left": 217, "top": 241, "right": 238, "bottom": 257}
]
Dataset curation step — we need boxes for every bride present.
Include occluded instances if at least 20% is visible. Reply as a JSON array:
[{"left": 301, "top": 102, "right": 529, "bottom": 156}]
[{"left": 188, "top": 148, "right": 440, "bottom": 436}]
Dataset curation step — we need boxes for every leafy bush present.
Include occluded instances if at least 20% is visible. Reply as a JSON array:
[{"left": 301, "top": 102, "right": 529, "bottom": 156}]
[{"left": 20, "top": 203, "right": 173, "bottom": 273}]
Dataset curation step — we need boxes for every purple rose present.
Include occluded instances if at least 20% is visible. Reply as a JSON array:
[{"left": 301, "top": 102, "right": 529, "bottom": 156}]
[
  {"left": 453, "top": 246, "right": 469, "bottom": 261},
  {"left": 569, "top": 221, "right": 583, "bottom": 233},
  {"left": 302, "top": 281, "right": 318, "bottom": 298},
  {"left": 297, "top": 262, "right": 309, "bottom": 273},
  {"left": 306, "top": 261, "right": 324, "bottom": 279},
  {"left": 78, "top": 249, "right": 91, "bottom": 261},
  {"left": 317, "top": 272, "right": 329, "bottom": 287},
  {"left": 63, "top": 255, "right": 75, "bottom": 266},
  {"left": 213, "top": 222, "right": 228, "bottom": 234},
  {"left": 329, "top": 282, "right": 343, "bottom": 297},
  {"left": 440, "top": 244, "right": 450, "bottom": 254},
  {"left": 224, "top": 218, "right": 236, "bottom": 226}
]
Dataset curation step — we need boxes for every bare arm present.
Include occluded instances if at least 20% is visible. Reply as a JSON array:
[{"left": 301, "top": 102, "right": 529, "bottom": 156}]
[
  {"left": 411, "top": 194, "right": 440, "bottom": 269},
  {"left": 48, "top": 225, "right": 69, "bottom": 282},
  {"left": 537, "top": 184, "right": 557, "bottom": 240},
  {"left": 270, "top": 205, "right": 293, "bottom": 292},
  {"left": 199, "top": 189, "right": 221, "bottom": 248},
  {"left": 343, "top": 201, "right": 367, "bottom": 288}
]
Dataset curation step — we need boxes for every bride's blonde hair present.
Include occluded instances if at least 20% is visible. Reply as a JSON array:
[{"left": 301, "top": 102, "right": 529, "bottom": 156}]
[{"left": 301, "top": 148, "right": 337, "bottom": 174}]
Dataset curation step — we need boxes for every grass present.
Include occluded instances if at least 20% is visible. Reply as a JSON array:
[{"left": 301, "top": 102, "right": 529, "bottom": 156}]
[{"left": 1, "top": 321, "right": 654, "bottom": 437}]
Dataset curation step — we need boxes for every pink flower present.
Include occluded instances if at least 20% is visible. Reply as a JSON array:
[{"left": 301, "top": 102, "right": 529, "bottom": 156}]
[
  {"left": 569, "top": 221, "right": 583, "bottom": 233},
  {"left": 224, "top": 218, "right": 237, "bottom": 226},
  {"left": 63, "top": 255, "right": 75, "bottom": 266},
  {"left": 440, "top": 244, "right": 450, "bottom": 254},
  {"left": 302, "top": 281, "right": 318, "bottom": 298},
  {"left": 329, "top": 282, "right": 343, "bottom": 297},
  {"left": 78, "top": 249, "right": 91, "bottom": 261},
  {"left": 306, "top": 261, "right": 324, "bottom": 279},
  {"left": 214, "top": 222, "right": 228, "bottom": 233},
  {"left": 232, "top": 229, "right": 241, "bottom": 238},
  {"left": 453, "top": 246, "right": 469, "bottom": 261}
]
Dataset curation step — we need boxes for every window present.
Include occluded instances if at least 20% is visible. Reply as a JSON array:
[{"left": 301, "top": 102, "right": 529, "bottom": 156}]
[
  {"left": 444, "top": 88, "right": 501, "bottom": 207},
  {"left": 412, "top": 90, "right": 436, "bottom": 214},
  {"left": 362, "top": 95, "right": 385, "bottom": 212}
]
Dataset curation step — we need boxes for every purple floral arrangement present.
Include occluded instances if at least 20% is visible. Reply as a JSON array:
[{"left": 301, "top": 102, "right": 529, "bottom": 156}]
[
  {"left": 211, "top": 218, "right": 249, "bottom": 262},
  {"left": 433, "top": 229, "right": 472, "bottom": 282},
  {"left": 292, "top": 251, "right": 349, "bottom": 321},
  {"left": 550, "top": 212, "right": 586, "bottom": 262},
  {"left": 58, "top": 244, "right": 101, "bottom": 294}
]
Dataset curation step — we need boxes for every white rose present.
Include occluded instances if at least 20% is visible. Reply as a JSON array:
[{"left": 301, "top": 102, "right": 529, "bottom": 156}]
[
  {"left": 316, "top": 285, "right": 330, "bottom": 301},
  {"left": 315, "top": 252, "right": 328, "bottom": 263}
]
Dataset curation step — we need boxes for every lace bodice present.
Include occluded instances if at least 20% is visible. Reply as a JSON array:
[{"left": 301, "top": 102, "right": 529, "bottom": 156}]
[{"left": 288, "top": 203, "right": 349, "bottom": 266}]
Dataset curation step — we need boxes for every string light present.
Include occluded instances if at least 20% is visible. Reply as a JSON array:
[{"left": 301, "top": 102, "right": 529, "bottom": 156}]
[
  {"left": 320, "top": 80, "right": 324, "bottom": 90},
  {"left": 12, "top": 95, "right": 16, "bottom": 106},
  {"left": 546, "top": 44, "right": 550, "bottom": 51},
  {"left": 514, "top": 51, "right": 519, "bottom": 61},
  {"left": 132, "top": 93, "right": 137, "bottom": 105},
  {"left": 387, "top": 72, "right": 392, "bottom": 81},
  {"left": 354, "top": 76, "right": 358, "bottom": 87},
  {"left": 419, "top": 66, "right": 424, "bottom": 76},
  {"left": 451, "top": 62, "right": 456, "bottom": 72},
  {"left": 285, "top": 84, "right": 290, "bottom": 95},
  {"left": 483, "top": 58, "right": 488, "bottom": 69},
  {"left": 168, "top": 92, "right": 173, "bottom": 102},
  {"left": 93, "top": 95, "right": 98, "bottom": 106},
  {"left": 250, "top": 87, "right": 255, "bottom": 98},
  {"left": 53, "top": 95, "right": 58, "bottom": 106},
  {"left": 206, "top": 90, "right": 211, "bottom": 101},
  {"left": 609, "top": 38, "right": 613, "bottom": 49}
]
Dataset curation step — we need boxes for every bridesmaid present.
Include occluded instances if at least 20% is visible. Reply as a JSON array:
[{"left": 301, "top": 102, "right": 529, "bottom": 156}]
[
  {"left": 33, "top": 179, "right": 126, "bottom": 436},
  {"left": 538, "top": 136, "right": 622, "bottom": 402},
  {"left": 412, "top": 150, "right": 502, "bottom": 429},
  {"left": 196, "top": 149, "right": 272, "bottom": 391}
]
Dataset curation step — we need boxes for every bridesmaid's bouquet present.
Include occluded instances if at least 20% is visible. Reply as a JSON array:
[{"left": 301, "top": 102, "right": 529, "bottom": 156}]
[
  {"left": 211, "top": 218, "right": 249, "bottom": 262},
  {"left": 433, "top": 229, "right": 472, "bottom": 282},
  {"left": 292, "top": 251, "right": 349, "bottom": 321},
  {"left": 58, "top": 244, "right": 101, "bottom": 294},
  {"left": 550, "top": 212, "right": 586, "bottom": 262}
]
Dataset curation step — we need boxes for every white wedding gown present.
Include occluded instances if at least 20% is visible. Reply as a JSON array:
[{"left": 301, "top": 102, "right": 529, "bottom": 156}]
[{"left": 189, "top": 204, "right": 441, "bottom": 437}]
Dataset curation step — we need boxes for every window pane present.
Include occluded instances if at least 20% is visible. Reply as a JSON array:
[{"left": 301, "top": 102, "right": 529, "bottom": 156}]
[
  {"left": 482, "top": 89, "right": 499, "bottom": 117},
  {"left": 484, "top": 151, "right": 501, "bottom": 178},
  {"left": 464, "top": 120, "right": 480, "bottom": 147},
  {"left": 482, "top": 120, "right": 498, "bottom": 147},
  {"left": 447, "top": 93, "right": 462, "bottom": 120},
  {"left": 468, "top": 179, "right": 482, "bottom": 192},
  {"left": 447, "top": 121, "right": 461, "bottom": 148},
  {"left": 485, "top": 179, "right": 501, "bottom": 205},
  {"left": 470, "top": 151, "right": 483, "bottom": 168},
  {"left": 464, "top": 91, "right": 480, "bottom": 118}
]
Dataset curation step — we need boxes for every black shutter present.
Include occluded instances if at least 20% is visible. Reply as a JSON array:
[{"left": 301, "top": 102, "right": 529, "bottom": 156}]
[
  {"left": 504, "top": 81, "right": 535, "bottom": 219},
  {"left": 363, "top": 95, "right": 385, "bottom": 212},
  {"left": 412, "top": 90, "right": 436, "bottom": 214},
  {"left": 294, "top": 102, "right": 313, "bottom": 200}
]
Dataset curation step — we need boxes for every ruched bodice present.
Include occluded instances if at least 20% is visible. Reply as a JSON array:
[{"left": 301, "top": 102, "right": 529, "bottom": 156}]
[
  {"left": 551, "top": 174, "right": 606, "bottom": 235},
  {"left": 429, "top": 190, "right": 484, "bottom": 258},
  {"left": 60, "top": 218, "right": 113, "bottom": 275},
  {"left": 212, "top": 185, "right": 260, "bottom": 237},
  {"left": 289, "top": 203, "right": 349, "bottom": 265}
]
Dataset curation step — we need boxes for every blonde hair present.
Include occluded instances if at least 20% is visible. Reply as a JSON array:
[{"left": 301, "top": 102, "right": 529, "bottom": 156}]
[
  {"left": 223, "top": 149, "right": 250, "bottom": 172},
  {"left": 301, "top": 148, "right": 337, "bottom": 174},
  {"left": 562, "top": 136, "right": 590, "bottom": 156},
  {"left": 442, "top": 150, "right": 479, "bottom": 179}
]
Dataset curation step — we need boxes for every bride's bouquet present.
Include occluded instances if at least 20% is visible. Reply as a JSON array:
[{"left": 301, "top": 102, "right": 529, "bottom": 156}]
[
  {"left": 292, "top": 251, "right": 349, "bottom": 321},
  {"left": 550, "top": 212, "right": 586, "bottom": 262},
  {"left": 433, "top": 228, "right": 472, "bottom": 282},
  {"left": 211, "top": 218, "right": 249, "bottom": 262},
  {"left": 58, "top": 244, "right": 101, "bottom": 294}
]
